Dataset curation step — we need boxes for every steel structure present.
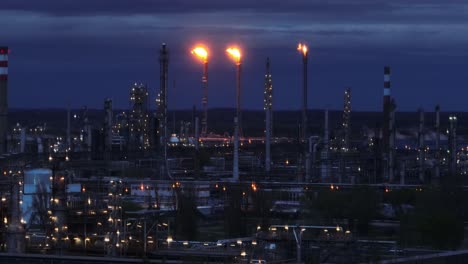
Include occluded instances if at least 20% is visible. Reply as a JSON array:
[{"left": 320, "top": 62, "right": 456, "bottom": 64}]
[
  {"left": 342, "top": 88, "right": 351, "bottom": 150},
  {"left": 297, "top": 43, "right": 308, "bottom": 142},
  {"left": 226, "top": 48, "right": 242, "bottom": 136},
  {"left": 191, "top": 47, "right": 209, "bottom": 137},
  {"left": 129, "top": 83, "right": 149, "bottom": 151},
  {"left": 264, "top": 57, "right": 273, "bottom": 173},
  {"left": 159, "top": 44, "right": 169, "bottom": 161},
  {"left": 383, "top": 66, "right": 391, "bottom": 153}
]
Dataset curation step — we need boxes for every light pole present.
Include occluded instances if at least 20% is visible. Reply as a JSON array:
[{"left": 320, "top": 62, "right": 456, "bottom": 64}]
[
  {"left": 226, "top": 47, "right": 242, "bottom": 136},
  {"left": 270, "top": 224, "right": 341, "bottom": 263},
  {"left": 191, "top": 46, "right": 209, "bottom": 137}
]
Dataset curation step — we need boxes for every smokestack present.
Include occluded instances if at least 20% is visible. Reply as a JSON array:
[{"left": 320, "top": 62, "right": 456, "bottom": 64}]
[
  {"left": 159, "top": 43, "right": 169, "bottom": 162},
  {"left": 301, "top": 47, "right": 308, "bottom": 142},
  {"left": 388, "top": 99, "right": 396, "bottom": 182},
  {"left": 383, "top": 66, "right": 391, "bottom": 153},
  {"left": 449, "top": 115, "right": 457, "bottom": 178},
  {"left": 418, "top": 108, "right": 425, "bottom": 183},
  {"left": 264, "top": 58, "right": 273, "bottom": 174},
  {"left": 233, "top": 117, "right": 239, "bottom": 181},
  {"left": 435, "top": 105, "right": 441, "bottom": 180},
  {"left": 201, "top": 59, "right": 208, "bottom": 137},
  {"left": 237, "top": 59, "right": 243, "bottom": 137},
  {"left": 0, "top": 47, "right": 8, "bottom": 154}
]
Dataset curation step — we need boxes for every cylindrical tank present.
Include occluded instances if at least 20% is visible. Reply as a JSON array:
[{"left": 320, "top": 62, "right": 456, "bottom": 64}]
[{"left": 24, "top": 168, "right": 52, "bottom": 186}]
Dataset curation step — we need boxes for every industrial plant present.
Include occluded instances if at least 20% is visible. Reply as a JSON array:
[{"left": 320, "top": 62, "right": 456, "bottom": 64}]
[{"left": 1, "top": 40, "right": 468, "bottom": 264}]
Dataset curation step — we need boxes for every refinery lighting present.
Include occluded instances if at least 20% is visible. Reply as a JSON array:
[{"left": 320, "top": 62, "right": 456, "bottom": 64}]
[
  {"left": 226, "top": 47, "right": 241, "bottom": 64},
  {"left": 191, "top": 46, "right": 208, "bottom": 62}
]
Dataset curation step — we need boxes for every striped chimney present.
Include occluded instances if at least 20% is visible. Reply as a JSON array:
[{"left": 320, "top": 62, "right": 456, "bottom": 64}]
[
  {"left": 383, "top": 66, "right": 391, "bottom": 153},
  {"left": 0, "top": 47, "right": 8, "bottom": 154}
]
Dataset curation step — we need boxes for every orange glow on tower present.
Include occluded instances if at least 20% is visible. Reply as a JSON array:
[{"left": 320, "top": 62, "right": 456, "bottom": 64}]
[
  {"left": 297, "top": 43, "right": 308, "bottom": 56},
  {"left": 226, "top": 47, "right": 241, "bottom": 64},
  {"left": 191, "top": 46, "right": 208, "bottom": 62}
]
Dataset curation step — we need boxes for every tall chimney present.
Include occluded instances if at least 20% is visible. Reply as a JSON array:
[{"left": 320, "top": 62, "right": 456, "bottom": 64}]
[
  {"left": 0, "top": 47, "right": 8, "bottom": 154},
  {"left": 388, "top": 99, "right": 396, "bottom": 182},
  {"left": 159, "top": 43, "right": 169, "bottom": 162},
  {"left": 342, "top": 88, "right": 351, "bottom": 150},
  {"left": 449, "top": 115, "right": 457, "bottom": 178},
  {"left": 264, "top": 58, "right": 273, "bottom": 174},
  {"left": 201, "top": 58, "right": 209, "bottom": 137},
  {"left": 383, "top": 66, "right": 391, "bottom": 154},
  {"left": 233, "top": 117, "right": 239, "bottom": 181}
]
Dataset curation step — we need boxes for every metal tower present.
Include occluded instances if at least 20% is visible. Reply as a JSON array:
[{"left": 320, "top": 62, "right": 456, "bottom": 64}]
[
  {"left": 342, "top": 88, "right": 351, "bottom": 150},
  {"left": 297, "top": 44, "right": 308, "bottom": 142},
  {"left": 201, "top": 56, "right": 208, "bottom": 136},
  {"left": 264, "top": 57, "right": 273, "bottom": 173},
  {"left": 383, "top": 66, "right": 391, "bottom": 153},
  {"left": 158, "top": 44, "right": 169, "bottom": 162}
]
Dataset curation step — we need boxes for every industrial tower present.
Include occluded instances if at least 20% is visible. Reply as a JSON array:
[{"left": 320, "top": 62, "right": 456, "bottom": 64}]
[
  {"left": 264, "top": 57, "right": 273, "bottom": 173},
  {"left": 297, "top": 44, "right": 308, "bottom": 142},
  {"left": 0, "top": 47, "right": 8, "bottom": 154},
  {"left": 342, "top": 88, "right": 351, "bottom": 150},
  {"left": 382, "top": 66, "right": 391, "bottom": 153},
  {"left": 158, "top": 44, "right": 169, "bottom": 162},
  {"left": 129, "top": 83, "right": 150, "bottom": 151}
]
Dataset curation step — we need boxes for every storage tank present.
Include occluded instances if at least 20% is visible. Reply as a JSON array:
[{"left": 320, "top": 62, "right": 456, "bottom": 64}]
[{"left": 24, "top": 168, "right": 52, "bottom": 186}]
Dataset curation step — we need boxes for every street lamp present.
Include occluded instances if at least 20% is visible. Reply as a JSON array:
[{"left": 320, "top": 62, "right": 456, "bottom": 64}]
[
  {"left": 226, "top": 47, "right": 242, "bottom": 136},
  {"left": 191, "top": 46, "right": 209, "bottom": 137}
]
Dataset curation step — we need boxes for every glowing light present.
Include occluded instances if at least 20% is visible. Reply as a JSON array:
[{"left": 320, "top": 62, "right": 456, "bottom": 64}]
[
  {"left": 226, "top": 47, "right": 241, "bottom": 64},
  {"left": 297, "top": 43, "right": 308, "bottom": 56},
  {"left": 191, "top": 46, "right": 208, "bottom": 62}
]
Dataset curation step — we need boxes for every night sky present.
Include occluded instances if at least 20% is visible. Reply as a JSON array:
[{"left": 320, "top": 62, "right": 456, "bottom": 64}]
[{"left": 2, "top": 1, "right": 468, "bottom": 111}]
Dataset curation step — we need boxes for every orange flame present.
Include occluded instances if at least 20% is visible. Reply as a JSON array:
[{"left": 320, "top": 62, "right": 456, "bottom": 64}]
[
  {"left": 191, "top": 46, "right": 208, "bottom": 62},
  {"left": 297, "top": 43, "right": 308, "bottom": 56},
  {"left": 226, "top": 47, "right": 241, "bottom": 64}
]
